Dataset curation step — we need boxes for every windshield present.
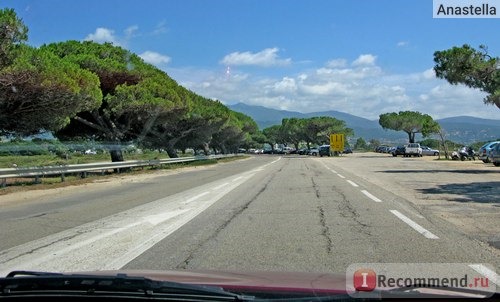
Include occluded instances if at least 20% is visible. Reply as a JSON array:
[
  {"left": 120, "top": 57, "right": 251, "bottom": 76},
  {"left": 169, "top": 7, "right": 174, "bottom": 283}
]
[{"left": 0, "top": 0, "right": 499, "bottom": 299}]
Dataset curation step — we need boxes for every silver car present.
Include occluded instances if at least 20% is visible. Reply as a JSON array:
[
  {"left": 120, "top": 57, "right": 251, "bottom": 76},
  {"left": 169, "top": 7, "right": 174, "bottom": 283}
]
[
  {"left": 478, "top": 141, "right": 499, "bottom": 163},
  {"left": 421, "top": 146, "right": 440, "bottom": 156},
  {"left": 490, "top": 143, "right": 500, "bottom": 167}
]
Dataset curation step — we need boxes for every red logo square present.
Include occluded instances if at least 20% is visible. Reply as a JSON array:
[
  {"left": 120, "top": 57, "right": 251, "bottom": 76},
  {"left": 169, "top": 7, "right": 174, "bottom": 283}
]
[{"left": 353, "top": 268, "right": 376, "bottom": 291}]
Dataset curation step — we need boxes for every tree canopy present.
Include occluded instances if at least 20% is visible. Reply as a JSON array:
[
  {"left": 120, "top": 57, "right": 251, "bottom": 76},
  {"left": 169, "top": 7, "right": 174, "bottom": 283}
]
[
  {"left": 379, "top": 111, "right": 440, "bottom": 143},
  {"left": 0, "top": 8, "right": 262, "bottom": 161},
  {"left": 0, "top": 8, "right": 28, "bottom": 68},
  {"left": 262, "top": 116, "right": 353, "bottom": 148},
  {"left": 434, "top": 44, "right": 499, "bottom": 109}
]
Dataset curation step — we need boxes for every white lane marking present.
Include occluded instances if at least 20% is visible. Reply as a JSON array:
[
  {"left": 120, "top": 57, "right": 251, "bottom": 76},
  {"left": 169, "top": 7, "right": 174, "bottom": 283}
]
[
  {"left": 182, "top": 191, "right": 210, "bottom": 204},
  {"left": 346, "top": 180, "right": 359, "bottom": 187},
  {"left": 0, "top": 160, "right": 275, "bottom": 276},
  {"left": 212, "top": 182, "right": 230, "bottom": 191},
  {"left": 144, "top": 209, "right": 191, "bottom": 225},
  {"left": 232, "top": 176, "right": 243, "bottom": 182},
  {"left": 390, "top": 210, "right": 439, "bottom": 239},
  {"left": 469, "top": 264, "right": 499, "bottom": 286},
  {"left": 361, "top": 190, "right": 382, "bottom": 202},
  {"left": 337, "top": 174, "right": 346, "bottom": 179},
  {"left": 319, "top": 161, "right": 338, "bottom": 174}
]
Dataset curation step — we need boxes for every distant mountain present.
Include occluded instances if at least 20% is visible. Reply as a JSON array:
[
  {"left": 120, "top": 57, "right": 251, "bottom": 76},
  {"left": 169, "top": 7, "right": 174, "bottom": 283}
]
[
  {"left": 437, "top": 116, "right": 500, "bottom": 143},
  {"left": 229, "top": 103, "right": 500, "bottom": 144}
]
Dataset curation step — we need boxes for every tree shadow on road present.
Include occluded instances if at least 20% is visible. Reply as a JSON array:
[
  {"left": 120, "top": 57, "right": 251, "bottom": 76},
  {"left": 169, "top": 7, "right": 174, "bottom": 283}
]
[{"left": 415, "top": 181, "right": 500, "bottom": 204}]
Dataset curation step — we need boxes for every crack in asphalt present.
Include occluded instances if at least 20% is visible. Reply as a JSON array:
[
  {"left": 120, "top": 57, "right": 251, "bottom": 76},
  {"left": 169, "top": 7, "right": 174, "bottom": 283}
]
[
  {"left": 0, "top": 232, "right": 81, "bottom": 263},
  {"left": 176, "top": 164, "right": 281, "bottom": 269},
  {"left": 336, "top": 189, "right": 371, "bottom": 236},
  {"left": 310, "top": 174, "right": 333, "bottom": 254}
]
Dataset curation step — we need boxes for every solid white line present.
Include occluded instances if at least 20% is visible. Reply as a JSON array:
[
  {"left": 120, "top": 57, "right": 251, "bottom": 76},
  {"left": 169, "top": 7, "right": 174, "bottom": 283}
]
[
  {"left": 469, "top": 264, "right": 499, "bottom": 286},
  {"left": 330, "top": 169, "right": 338, "bottom": 174},
  {"left": 337, "top": 174, "right": 346, "bottom": 179},
  {"left": 390, "top": 210, "right": 439, "bottom": 239},
  {"left": 0, "top": 161, "right": 268, "bottom": 275},
  {"left": 182, "top": 191, "right": 210, "bottom": 204},
  {"left": 232, "top": 176, "right": 244, "bottom": 182},
  {"left": 361, "top": 190, "right": 382, "bottom": 202},
  {"left": 346, "top": 180, "right": 359, "bottom": 187}
]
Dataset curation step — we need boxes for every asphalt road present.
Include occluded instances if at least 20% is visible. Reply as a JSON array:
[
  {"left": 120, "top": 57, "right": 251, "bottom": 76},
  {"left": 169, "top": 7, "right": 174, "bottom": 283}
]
[{"left": 0, "top": 154, "right": 498, "bottom": 285}]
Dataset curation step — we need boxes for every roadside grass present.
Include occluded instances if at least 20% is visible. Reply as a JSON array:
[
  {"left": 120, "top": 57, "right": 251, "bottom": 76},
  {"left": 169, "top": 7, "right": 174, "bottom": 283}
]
[
  {"left": 0, "top": 155, "right": 248, "bottom": 195},
  {"left": 0, "top": 150, "right": 194, "bottom": 168}
]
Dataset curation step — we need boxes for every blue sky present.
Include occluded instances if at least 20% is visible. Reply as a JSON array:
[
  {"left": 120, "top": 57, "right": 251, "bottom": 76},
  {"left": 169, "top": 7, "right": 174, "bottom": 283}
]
[{"left": 2, "top": 0, "right": 499, "bottom": 120}]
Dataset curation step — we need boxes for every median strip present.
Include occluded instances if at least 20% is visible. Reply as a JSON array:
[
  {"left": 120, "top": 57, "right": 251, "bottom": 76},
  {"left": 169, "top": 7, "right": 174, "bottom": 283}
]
[{"left": 390, "top": 210, "right": 439, "bottom": 239}]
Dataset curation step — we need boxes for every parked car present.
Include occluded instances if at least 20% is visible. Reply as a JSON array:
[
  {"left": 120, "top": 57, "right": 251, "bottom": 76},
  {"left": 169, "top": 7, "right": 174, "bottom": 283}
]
[
  {"left": 490, "top": 143, "right": 500, "bottom": 166},
  {"left": 404, "top": 143, "right": 422, "bottom": 157},
  {"left": 391, "top": 145, "right": 406, "bottom": 157},
  {"left": 343, "top": 147, "right": 353, "bottom": 154},
  {"left": 319, "top": 145, "right": 331, "bottom": 157},
  {"left": 478, "top": 141, "right": 499, "bottom": 163},
  {"left": 421, "top": 146, "right": 440, "bottom": 156},
  {"left": 297, "top": 148, "right": 308, "bottom": 155},
  {"left": 307, "top": 148, "right": 319, "bottom": 156}
]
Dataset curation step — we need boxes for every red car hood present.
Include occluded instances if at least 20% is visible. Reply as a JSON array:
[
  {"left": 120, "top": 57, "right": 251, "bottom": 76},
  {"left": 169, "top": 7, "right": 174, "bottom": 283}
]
[{"left": 79, "top": 269, "right": 347, "bottom": 295}]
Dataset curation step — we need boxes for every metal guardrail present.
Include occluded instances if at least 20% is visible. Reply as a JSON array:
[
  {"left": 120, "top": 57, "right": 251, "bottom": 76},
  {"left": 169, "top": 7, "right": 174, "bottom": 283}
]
[{"left": 0, "top": 154, "right": 236, "bottom": 183}]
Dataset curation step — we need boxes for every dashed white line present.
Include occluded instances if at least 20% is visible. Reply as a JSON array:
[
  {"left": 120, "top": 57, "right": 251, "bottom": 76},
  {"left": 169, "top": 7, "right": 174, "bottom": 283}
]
[
  {"left": 182, "top": 191, "right": 210, "bottom": 204},
  {"left": 346, "top": 180, "right": 359, "bottom": 187},
  {"left": 337, "top": 174, "right": 346, "bottom": 179},
  {"left": 361, "top": 190, "right": 382, "bottom": 202},
  {"left": 469, "top": 264, "right": 499, "bottom": 286},
  {"left": 390, "top": 210, "right": 439, "bottom": 239}
]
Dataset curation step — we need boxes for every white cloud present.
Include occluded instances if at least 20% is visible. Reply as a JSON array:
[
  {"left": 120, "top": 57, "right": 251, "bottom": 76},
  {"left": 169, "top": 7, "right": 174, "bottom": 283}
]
[
  {"left": 220, "top": 47, "right": 291, "bottom": 67},
  {"left": 273, "top": 77, "right": 297, "bottom": 93},
  {"left": 85, "top": 27, "right": 120, "bottom": 45},
  {"left": 125, "top": 25, "right": 139, "bottom": 38},
  {"left": 397, "top": 41, "right": 409, "bottom": 47},
  {"left": 422, "top": 68, "right": 435, "bottom": 79},
  {"left": 352, "top": 54, "right": 377, "bottom": 66},
  {"left": 139, "top": 51, "right": 171, "bottom": 65},
  {"left": 326, "top": 58, "right": 347, "bottom": 68},
  {"left": 166, "top": 53, "right": 498, "bottom": 121}
]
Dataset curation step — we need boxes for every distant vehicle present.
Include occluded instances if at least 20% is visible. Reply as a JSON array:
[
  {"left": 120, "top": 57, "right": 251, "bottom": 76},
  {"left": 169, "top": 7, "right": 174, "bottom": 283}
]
[
  {"left": 490, "top": 143, "right": 500, "bottom": 166},
  {"left": 421, "top": 146, "right": 439, "bottom": 156},
  {"left": 342, "top": 147, "right": 353, "bottom": 154},
  {"left": 319, "top": 145, "right": 331, "bottom": 157},
  {"left": 282, "top": 146, "right": 295, "bottom": 154},
  {"left": 84, "top": 149, "right": 97, "bottom": 155},
  {"left": 307, "top": 148, "right": 319, "bottom": 156},
  {"left": 458, "top": 146, "right": 476, "bottom": 161},
  {"left": 376, "top": 145, "right": 390, "bottom": 153},
  {"left": 237, "top": 148, "right": 246, "bottom": 153},
  {"left": 391, "top": 145, "right": 406, "bottom": 157},
  {"left": 478, "top": 141, "right": 499, "bottom": 163},
  {"left": 297, "top": 148, "right": 308, "bottom": 155},
  {"left": 404, "top": 143, "right": 422, "bottom": 157}
]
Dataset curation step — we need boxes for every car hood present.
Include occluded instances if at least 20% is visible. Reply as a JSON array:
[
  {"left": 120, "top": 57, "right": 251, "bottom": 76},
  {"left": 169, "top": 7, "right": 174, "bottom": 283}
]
[{"left": 75, "top": 269, "right": 346, "bottom": 294}]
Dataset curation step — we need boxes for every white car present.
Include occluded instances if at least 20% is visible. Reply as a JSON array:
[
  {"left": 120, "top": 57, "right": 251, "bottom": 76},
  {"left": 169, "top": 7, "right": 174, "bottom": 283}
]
[{"left": 404, "top": 143, "right": 422, "bottom": 157}]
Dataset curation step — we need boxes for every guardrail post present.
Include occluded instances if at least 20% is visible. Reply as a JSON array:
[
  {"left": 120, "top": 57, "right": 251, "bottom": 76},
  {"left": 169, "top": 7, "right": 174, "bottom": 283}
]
[
  {"left": 1, "top": 178, "right": 6, "bottom": 188},
  {"left": 34, "top": 175, "right": 41, "bottom": 184},
  {"left": 80, "top": 171, "right": 87, "bottom": 179},
  {"left": 61, "top": 173, "right": 65, "bottom": 182}
]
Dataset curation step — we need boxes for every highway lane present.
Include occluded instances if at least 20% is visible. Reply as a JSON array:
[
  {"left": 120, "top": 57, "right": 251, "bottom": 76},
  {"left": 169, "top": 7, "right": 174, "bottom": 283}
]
[
  {"left": 0, "top": 156, "right": 275, "bottom": 250},
  {"left": 0, "top": 155, "right": 498, "bottom": 284},
  {"left": 124, "top": 156, "right": 499, "bottom": 277}
]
